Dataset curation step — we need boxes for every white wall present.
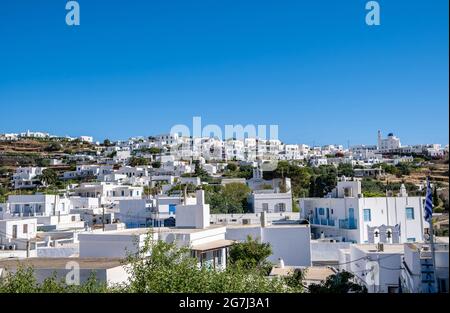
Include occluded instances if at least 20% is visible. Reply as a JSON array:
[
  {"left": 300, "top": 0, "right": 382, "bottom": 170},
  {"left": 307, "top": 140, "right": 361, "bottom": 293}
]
[
  {"left": 249, "top": 192, "right": 293, "bottom": 213},
  {"left": 78, "top": 233, "right": 147, "bottom": 258},
  {"left": 225, "top": 225, "right": 311, "bottom": 267}
]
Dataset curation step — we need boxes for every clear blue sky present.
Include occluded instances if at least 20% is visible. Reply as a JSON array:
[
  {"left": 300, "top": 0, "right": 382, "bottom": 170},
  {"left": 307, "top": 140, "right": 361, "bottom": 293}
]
[{"left": 0, "top": 0, "right": 448, "bottom": 146}]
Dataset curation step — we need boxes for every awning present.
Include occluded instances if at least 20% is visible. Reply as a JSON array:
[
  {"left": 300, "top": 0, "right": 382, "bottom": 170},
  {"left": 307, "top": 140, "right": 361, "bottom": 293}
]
[{"left": 191, "top": 239, "right": 235, "bottom": 252}]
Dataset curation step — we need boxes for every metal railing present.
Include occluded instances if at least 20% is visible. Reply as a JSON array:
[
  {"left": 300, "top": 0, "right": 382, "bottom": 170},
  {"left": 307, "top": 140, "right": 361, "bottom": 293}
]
[{"left": 338, "top": 218, "right": 358, "bottom": 230}]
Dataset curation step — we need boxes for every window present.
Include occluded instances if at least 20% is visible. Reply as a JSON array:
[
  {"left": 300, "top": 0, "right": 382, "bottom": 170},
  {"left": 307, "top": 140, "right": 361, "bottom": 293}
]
[
  {"left": 406, "top": 207, "right": 415, "bottom": 220},
  {"left": 278, "top": 203, "right": 286, "bottom": 212},
  {"left": 363, "top": 209, "right": 371, "bottom": 222},
  {"left": 407, "top": 238, "right": 416, "bottom": 243},
  {"left": 388, "top": 286, "right": 399, "bottom": 293},
  {"left": 12, "top": 225, "right": 17, "bottom": 239},
  {"left": 318, "top": 208, "right": 324, "bottom": 215},
  {"left": 438, "top": 278, "right": 448, "bottom": 293},
  {"left": 23, "top": 224, "right": 28, "bottom": 234}
]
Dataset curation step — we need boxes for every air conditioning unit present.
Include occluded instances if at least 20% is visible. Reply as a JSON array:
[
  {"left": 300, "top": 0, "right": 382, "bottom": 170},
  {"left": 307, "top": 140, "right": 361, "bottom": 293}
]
[{"left": 242, "top": 219, "right": 251, "bottom": 225}]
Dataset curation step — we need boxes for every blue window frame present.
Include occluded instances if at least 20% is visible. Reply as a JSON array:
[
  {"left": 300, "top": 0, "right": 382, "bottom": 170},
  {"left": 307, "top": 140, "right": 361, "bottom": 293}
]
[
  {"left": 406, "top": 207, "right": 415, "bottom": 220},
  {"left": 363, "top": 209, "right": 371, "bottom": 222},
  {"left": 318, "top": 208, "right": 324, "bottom": 215},
  {"left": 169, "top": 204, "right": 176, "bottom": 214}
]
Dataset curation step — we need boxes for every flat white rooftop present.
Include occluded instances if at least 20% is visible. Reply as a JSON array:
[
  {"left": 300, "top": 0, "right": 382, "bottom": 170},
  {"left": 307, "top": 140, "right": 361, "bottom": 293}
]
[
  {"left": 0, "top": 258, "right": 124, "bottom": 269},
  {"left": 79, "top": 225, "right": 227, "bottom": 237},
  {"left": 354, "top": 244, "right": 404, "bottom": 254}
]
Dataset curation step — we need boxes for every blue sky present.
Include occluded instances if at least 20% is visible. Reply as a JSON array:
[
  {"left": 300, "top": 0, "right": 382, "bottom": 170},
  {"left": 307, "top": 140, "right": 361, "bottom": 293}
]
[{"left": 0, "top": 0, "right": 448, "bottom": 146}]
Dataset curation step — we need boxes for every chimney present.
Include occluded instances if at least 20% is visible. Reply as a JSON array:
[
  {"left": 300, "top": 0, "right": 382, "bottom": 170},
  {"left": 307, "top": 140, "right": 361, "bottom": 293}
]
[
  {"left": 196, "top": 189, "right": 205, "bottom": 205},
  {"left": 260, "top": 211, "right": 268, "bottom": 228}
]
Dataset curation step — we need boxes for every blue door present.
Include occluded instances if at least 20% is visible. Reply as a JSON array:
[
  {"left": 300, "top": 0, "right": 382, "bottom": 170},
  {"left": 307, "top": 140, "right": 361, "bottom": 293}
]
[{"left": 348, "top": 208, "right": 356, "bottom": 229}]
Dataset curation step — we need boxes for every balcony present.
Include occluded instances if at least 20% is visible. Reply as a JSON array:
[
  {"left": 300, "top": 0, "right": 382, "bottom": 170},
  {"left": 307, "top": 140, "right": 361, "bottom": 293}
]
[
  {"left": 338, "top": 218, "right": 358, "bottom": 230},
  {"left": 308, "top": 216, "right": 336, "bottom": 227}
]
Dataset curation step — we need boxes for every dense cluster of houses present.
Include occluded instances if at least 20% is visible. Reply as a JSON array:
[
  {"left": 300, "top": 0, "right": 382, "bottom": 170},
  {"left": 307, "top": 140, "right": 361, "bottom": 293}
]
[{"left": 0, "top": 130, "right": 448, "bottom": 293}]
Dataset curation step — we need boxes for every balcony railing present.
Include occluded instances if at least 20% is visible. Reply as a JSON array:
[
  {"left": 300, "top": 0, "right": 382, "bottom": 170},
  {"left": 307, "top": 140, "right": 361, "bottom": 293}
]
[
  {"left": 308, "top": 216, "right": 336, "bottom": 227},
  {"left": 338, "top": 218, "right": 358, "bottom": 230}
]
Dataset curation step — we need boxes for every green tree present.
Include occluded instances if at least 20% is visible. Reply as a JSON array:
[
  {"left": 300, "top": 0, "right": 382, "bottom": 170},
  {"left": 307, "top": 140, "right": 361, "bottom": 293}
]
[
  {"left": 227, "top": 163, "right": 238, "bottom": 172},
  {"left": 309, "top": 165, "right": 337, "bottom": 197},
  {"left": 228, "top": 236, "right": 273, "bottom": 275},
  {"left": 129, "top": 157, "right": 149, "bottom": 167},
  {"left": 151, "top": 161, "right": 161, "bottom": 168},
  {"left": 433, "top": 186, "right": 439, "bottom": 207},
  {"left": 38, "top": 168, "right": 59, "bottom": 187},
  {"left": 0, "top": 266, "right": 111, "bottom": 293},
  {"left": 125, "top": 234, "right": 300, "bottom": 293},
  {"left": 264, "top": 161, "right": 312, "bottom": 198},
  {"left": 308, "top": 271, "right": 367, "bottom": 293},
  {"left": 337, "top": 163, "right": 354, "bottom": 177},
  {"left": 44, "top": 142, "right": 62, "bottom": 152},
  {"left": 206, "top": 183, "right": 251, "bottom": 214},
  {"left": 237, "top": 165, "right": 253, "bottom": 179}
]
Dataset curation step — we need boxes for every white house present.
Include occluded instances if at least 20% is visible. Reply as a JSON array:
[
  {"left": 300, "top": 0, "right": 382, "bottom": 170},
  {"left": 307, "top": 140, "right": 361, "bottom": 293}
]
[
  {"left": 339, "top": 243, "right": 405, "bottom": 293},
  {"left": 338, "top": 242, "right": 449, "bottom": 293},
  {"left": 225, "top": 223, "right": 311, "bottom": 267},
  {"left": 400, "top": 242, "right": 449, "bottom": 293},
  {"left": 119, "top": 199, "right": 155, "bottom": 228},
  {"left": 300, "top": 177, "right": 429, "bottom": 244},
  {"left": 309, "top": 157, "right": 328, "bottom": 167},
  {"left": 248, "top": 190, "right": 293, "bottom": 214},
  {"left": 0, "top": 258, "right": 129, "bottom": 286},
  {"left": 72, "top": 182, "right": 143, "bottom": 205},
  {"left": 79, "top": 190, "right": 234, "bottom": 270},
  {"left": 12, "top": 167, "right": 45, "bottom": 189},
  {"left": 3, "top": 195, "right": 84, "bottom": 231},
  {"left": 79, "top": 136, "right": 94, "bottom": 143},
  {"left": 0, "top": 218, "right": 38, "bottom": 258},
  {"left": 63, "top": 165, "right": 113, "bottom": 180}
]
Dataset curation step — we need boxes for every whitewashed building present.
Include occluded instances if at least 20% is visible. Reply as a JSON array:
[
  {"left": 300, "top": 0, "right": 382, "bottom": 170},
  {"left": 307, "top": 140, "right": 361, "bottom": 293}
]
[
  {"left": 300, "top": 177, "right": 429, "bottom": 243},
  {"left": 12, "top": 167, "right": 45, "bottom": 189}
]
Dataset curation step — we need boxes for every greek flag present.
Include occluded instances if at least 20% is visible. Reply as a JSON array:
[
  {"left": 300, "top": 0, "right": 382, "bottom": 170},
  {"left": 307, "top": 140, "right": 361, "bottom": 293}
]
[{"left": 424, "top": 178, "right": 433, "bottom": 223}]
